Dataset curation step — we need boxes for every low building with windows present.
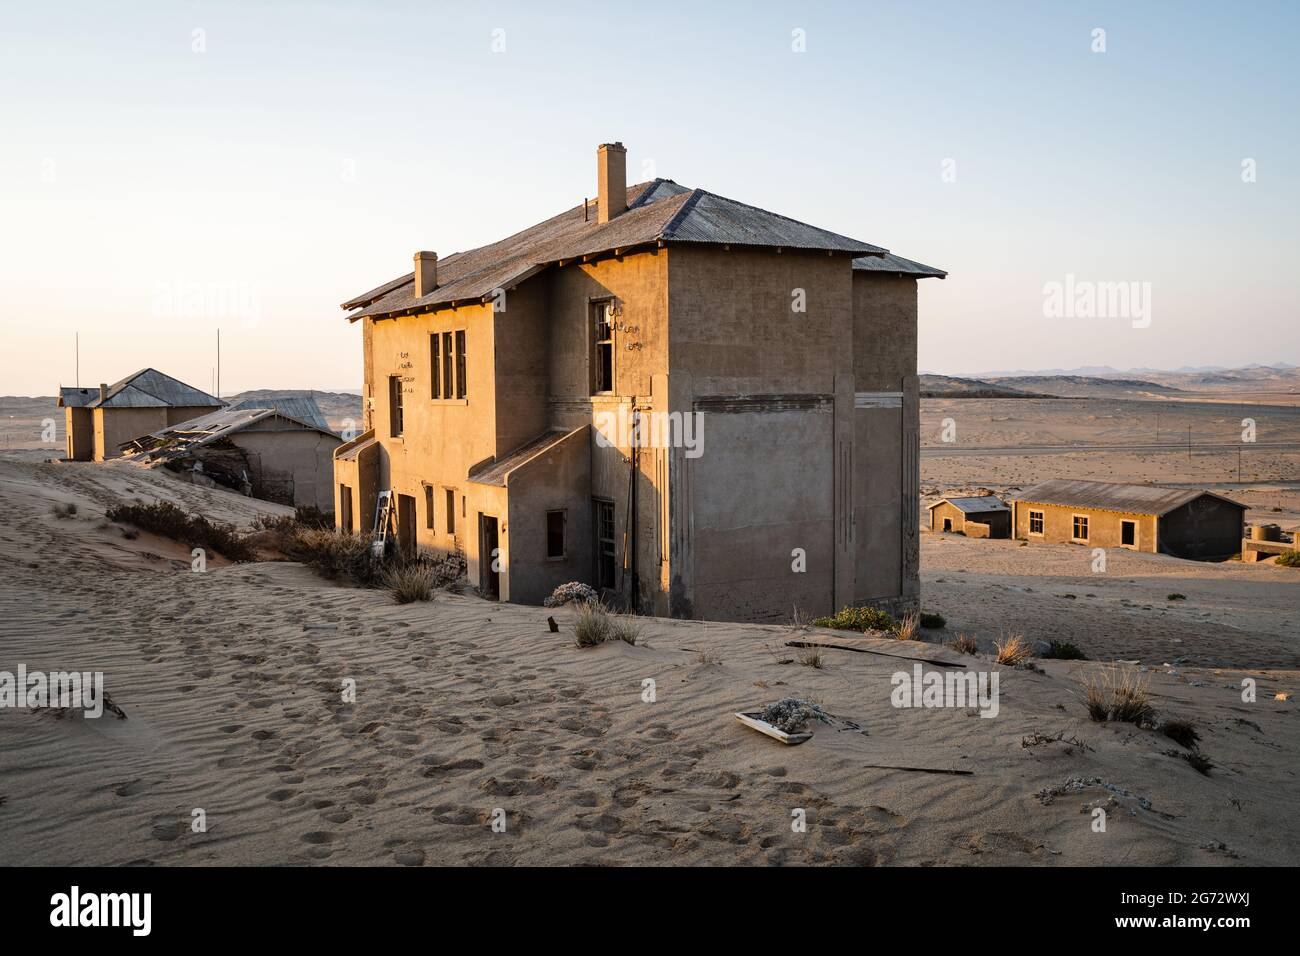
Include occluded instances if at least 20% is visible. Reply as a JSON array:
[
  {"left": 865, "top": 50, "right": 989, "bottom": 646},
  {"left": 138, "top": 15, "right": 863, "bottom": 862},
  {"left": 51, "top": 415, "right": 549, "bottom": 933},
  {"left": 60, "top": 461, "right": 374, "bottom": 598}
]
[
  {"left": 1010, "top": 479, "right": 1246, "bottom": 559},
  {"left": 927, "top": 495, "right": 1010, "bottom": 538},
  {"left": 58, "top": 368, "right": 225, "bottom": 461},
  {"left": 332, "top": 142, "right": 945, "bottom": 620}
]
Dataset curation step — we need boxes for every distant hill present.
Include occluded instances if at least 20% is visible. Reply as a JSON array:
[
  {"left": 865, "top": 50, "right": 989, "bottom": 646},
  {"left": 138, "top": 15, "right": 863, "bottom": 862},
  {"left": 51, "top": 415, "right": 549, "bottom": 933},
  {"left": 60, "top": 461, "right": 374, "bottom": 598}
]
[{"left": 919, "top": 375, "right": 1052, "bottom": 399}]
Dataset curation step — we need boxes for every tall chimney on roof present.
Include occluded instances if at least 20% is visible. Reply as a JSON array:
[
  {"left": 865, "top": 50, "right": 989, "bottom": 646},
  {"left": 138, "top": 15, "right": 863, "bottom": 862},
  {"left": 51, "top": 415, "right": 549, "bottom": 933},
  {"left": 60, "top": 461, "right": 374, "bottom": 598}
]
[
  {"left": 98, "top": 383, "right": 108, "bottom": 403},
  {"left": 414, "top": 251, "right": 438, "bottom": 298},
  {"left": 597, "top": 142, "right": 627, "bottom": 224}
]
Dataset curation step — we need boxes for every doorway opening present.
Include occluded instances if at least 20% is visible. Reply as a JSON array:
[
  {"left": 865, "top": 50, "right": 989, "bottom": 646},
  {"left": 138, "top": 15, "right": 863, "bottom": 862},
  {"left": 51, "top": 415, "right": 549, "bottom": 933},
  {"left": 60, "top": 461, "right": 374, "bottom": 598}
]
[{"left": 479, "top": 514, "right": 500, "bottom": 599}]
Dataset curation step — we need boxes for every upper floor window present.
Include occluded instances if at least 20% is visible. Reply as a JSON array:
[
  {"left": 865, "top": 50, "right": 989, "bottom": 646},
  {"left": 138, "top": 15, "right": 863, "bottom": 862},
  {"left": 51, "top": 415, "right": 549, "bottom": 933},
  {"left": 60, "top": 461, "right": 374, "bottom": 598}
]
[
  {"left": 388, "top": 375, "right": 404, "bottom": 437},
  {"left": 431, "top": 329, "right": 468, "bottom": 400},
  {"left": 591, "top": 300, "right": 614, "bottom": 394}
]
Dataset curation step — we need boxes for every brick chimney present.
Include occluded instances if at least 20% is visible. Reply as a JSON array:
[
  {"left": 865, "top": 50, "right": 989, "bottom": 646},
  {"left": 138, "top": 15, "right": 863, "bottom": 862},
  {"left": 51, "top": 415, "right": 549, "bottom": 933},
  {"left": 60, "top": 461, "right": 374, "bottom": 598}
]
[
  {"left": 597, "top": 142, "right": 627, "bottom": 223},
  {"left": 98, "top": 383, "right": 108, "bottom": 403},
  {"left": 413, "top": 251, "right": 437, "bottom": 298}
]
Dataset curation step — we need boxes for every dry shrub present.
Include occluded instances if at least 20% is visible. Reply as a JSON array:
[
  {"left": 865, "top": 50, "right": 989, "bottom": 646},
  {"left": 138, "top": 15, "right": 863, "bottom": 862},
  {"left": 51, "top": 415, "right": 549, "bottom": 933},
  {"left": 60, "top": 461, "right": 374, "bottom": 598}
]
[
  {"left": 893, "top": 612, "right": 921, "bottom": 641},
  {"left": 573, "top": 604, "right": 613, "bottom": 647},
  {"left": 383, "top": 564, "right": 436, "bottom": 604},
  {"left": 1081, "top": 667, "right": 1154, "bottom": 725},
  {"left": 288, "top": 528, "right": 379, "bottom": 585},
  {"left": 797, "top": 646, "right": 824, "bottom": 669},
  {"left": 1159, "top": 718, "right": 1200, "bottom": 749},
  {"left": 105, "top": 500, "right": 254, "bottom": 561},
  {"left": 948, "top": 633, "right": 979, "bottom": 655},
  {"left": 994, "top": 633, "right": 1031, "bottom": 667},
  {"left": 608, "top": 612, "right": 641, "bottom": 646}
]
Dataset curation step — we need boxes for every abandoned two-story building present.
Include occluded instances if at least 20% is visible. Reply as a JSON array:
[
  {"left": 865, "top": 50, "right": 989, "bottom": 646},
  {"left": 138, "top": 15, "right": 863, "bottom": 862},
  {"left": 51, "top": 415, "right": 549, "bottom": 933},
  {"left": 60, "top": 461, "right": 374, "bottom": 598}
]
[{"left": 333, "top": 143, "right": 944, "bottom": 623}]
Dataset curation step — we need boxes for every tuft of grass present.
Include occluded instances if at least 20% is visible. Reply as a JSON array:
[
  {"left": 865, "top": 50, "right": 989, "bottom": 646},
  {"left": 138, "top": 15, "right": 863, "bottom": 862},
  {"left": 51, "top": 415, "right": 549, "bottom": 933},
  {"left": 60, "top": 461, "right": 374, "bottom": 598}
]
[
  {"left": 994, "top": 633, "right": 1031, "bottom": 667},
  {"left": 1041, "top": 640, "right": 1088, "bottom": 661},
  {"left": 50, "top": 502, "right": 78, "bottom": 519},
  {"left": 1181, "top": 751, "right": 1214, "bottom": 775},
  {"left": 893, "top": 612, "right": 921, "bottom": 642},
  {"left": 1166, "top": 592, "right": 1187, "bottom": 601},
  {"left": 797, "top": 646, "right": 824, "bottom": 669},
  {"left": 919, "top": 612, "right": 946, "bottom": 629},
  {"left": 608, "top": 612, "right": 641, "bottom": 646},
  {"left": 811, "top": 605, "right": 894, "bottom": 633},
  {"left": 1276, "top": 551, "right": 1300, "bottom": 568},
  {"left": 382, "top": 564, "right": 435, "bottom": 604},
  {"left": 287, "top": 528, "right": 382, "bottom": 585},
  {"left": 1159, "top": 718, "right": 1200, "bottom": 750},
  {"left": 948, "top": 633, "right": 979, "bottom": 655},
  {"left": 105, "top": 500, "right": 254, "bottom": 561},
  {"left": 1081, "top": 667, "right": 1154, "bottom": 725},
  {"left": 694, "top": 649, "right": 720, "bottom": 666},
  {"left": 573, "top": 604, "right": 612, "bottom": 648}
]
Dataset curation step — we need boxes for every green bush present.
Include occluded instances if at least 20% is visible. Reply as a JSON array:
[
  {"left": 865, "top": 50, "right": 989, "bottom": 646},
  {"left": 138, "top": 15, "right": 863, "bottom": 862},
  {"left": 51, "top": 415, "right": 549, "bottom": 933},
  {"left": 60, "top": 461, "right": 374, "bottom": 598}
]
[
  {"left": 1276, "top": 551, "right": 1300, "bottom": 568},
  {"left": 811, "top": 605, "right": 895, "bottom": 632},
  {"left": 1041, "top": 640, "right": 1088, "bottom": 660},
  {"left": 105, "top": 500, "right": 254, "bottom": 562}
]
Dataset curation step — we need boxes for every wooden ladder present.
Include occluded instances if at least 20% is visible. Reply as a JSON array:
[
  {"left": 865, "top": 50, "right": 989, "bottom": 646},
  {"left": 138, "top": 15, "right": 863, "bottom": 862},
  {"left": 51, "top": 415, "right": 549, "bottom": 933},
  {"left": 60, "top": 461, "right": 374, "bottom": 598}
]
[{"left": 371, "top": 490, "right": 393, "bottom": 558}]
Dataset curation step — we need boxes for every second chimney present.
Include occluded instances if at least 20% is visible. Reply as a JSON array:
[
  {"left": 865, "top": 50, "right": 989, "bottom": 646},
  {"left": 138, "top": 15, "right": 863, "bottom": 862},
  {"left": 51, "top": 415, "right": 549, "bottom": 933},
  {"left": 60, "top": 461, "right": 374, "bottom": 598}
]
[
  {"left": 597, "top": 142, "right": 627, "bottom": 223},
  {"left": 414, "top": 251, "right": 438, "bottom": 298},
  {"left": 99, "top": 383, "right": 108, "bottom": 403}
]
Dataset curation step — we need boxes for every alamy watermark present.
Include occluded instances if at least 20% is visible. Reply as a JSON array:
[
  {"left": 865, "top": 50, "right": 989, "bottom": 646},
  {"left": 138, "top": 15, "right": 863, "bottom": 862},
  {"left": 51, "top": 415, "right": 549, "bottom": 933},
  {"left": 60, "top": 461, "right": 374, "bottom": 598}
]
[
  {"left": 891, "top": 664, "right": 1000, "bottom": 718},
  {"left": 1043, "top": 274, "right": 1151, "bottom": 329},
  {"left": 594, "top": 407, "right": 704, "bottom": 458},
  {"left": 0, "top": 666, "right": 105, "bottom": 718}
]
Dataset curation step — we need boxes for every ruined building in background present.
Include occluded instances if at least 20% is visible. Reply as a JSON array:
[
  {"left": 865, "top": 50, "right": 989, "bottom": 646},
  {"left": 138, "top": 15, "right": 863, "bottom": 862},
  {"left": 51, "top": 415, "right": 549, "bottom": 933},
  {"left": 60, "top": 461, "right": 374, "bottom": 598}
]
[
  {"left": 333, "top": 143, "right": 944, "bottom": 622},
  {"left": 58, "top": 368, "right": 224, "bottom": 462}
]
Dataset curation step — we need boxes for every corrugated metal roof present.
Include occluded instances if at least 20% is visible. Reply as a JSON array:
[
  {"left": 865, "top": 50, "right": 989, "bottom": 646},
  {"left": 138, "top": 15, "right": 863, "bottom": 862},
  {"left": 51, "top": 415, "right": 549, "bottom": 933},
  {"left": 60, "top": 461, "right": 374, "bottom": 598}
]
[
  {"left": 928, "top": 494, "right": 1008, "bottom": 514},
  {"left": 229, "top": 395, "right": 331, "bottom": 432},
  {"left": 58, "top": 386, "right": 96, "bottom": 408},
  {"left": 123, "top": 406, "right": 339, "bottom": 455},
  {"left": 80, "top": 368, "right": 224, "bottom": 409},
  {"left": 853, "top": 252, "right": 946, "bottom": 279},
  {"left": 1013, "top": 479, "right": 1245, "bottom": 517},
  {"left": 344, "top": 178, "right": 897, "bottom": 321}
]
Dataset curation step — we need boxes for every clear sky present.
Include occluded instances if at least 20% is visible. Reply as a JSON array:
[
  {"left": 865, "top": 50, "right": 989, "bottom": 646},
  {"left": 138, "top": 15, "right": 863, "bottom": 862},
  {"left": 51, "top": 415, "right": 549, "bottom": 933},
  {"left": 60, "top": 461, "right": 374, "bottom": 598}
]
[{"left": 2, "top": 0, "right": 1296, "bottom": 396}]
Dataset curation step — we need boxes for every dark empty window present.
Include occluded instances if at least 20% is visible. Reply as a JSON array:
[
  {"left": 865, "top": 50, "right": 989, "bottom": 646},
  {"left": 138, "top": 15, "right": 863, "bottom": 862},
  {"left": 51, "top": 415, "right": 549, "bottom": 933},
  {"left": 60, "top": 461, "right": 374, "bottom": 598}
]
[
  {"left": 594, "top": 498, "right": 616, "bottom": 589},
  {"left": 425, "top": 485, "right": 434, "bottom": 530},
  {"left": 445, "top": 489, "right": 456, "bottom": 535},
  {"left": 441, "top": 331, "right": 454, "bottom": 399},
  {"left": 430, "top": 334, "right": 440, "bottom": 399},
  {"left": 546, "top": 510, "right": 566, "bottom": 559},
  {"left": 340, "top": 484, "right": 353, "bottom": 532},
  {"left": 591, "top": 301, "right": 613, "bottom": 394},
  {"left": 1029, "top": 510, "right": 1044, "bottom": 535},
  {"left": 388, "top": 376, "right": 404, "bottom": 437},
  {"left": 455, "top": 330, "right": 467, "bottom": 399},
  {"left": 1121, "top": 520, "right": 1136, "bottom": 546},
  {"left": 1072, "top": 515, "right": 1089, "bottom": 540}
]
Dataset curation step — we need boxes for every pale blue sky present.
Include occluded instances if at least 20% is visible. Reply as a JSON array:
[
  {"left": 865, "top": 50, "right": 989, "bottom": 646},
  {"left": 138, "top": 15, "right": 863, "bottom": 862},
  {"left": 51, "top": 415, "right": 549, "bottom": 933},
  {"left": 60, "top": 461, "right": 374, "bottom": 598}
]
[{"left": 2, "top": 0, "right": 1296, "bottom": 395}]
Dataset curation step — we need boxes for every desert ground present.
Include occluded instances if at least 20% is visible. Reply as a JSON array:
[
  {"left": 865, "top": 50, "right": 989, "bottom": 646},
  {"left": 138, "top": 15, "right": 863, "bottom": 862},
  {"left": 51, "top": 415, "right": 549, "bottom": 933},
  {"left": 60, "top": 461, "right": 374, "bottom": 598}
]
[{"left": 0, "top": 437, "right": 1296, "bottom": 866}]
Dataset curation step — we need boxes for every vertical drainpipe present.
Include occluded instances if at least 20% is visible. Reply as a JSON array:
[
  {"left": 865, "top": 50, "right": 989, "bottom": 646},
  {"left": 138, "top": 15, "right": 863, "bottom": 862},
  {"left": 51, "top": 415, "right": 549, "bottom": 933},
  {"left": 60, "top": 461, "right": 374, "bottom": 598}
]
[{"left": 630, "top": 406, "right": 640, "bottom": 613}]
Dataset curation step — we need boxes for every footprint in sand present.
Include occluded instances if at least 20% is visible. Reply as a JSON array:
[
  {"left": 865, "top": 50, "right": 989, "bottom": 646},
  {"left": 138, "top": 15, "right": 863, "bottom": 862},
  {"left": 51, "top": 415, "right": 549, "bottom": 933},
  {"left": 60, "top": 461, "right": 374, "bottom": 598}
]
[
  {"left": 112, "top": 779, "right": 147, "bottom": 797},
  {"left": 300, "top": 831, "right": 340, "bottom": 845},
  {"left": 149, "top": 818, "right": 183, "bottom": 842},
  {"left": 393, "top": 847, "right": 426, "bottom": 866}
]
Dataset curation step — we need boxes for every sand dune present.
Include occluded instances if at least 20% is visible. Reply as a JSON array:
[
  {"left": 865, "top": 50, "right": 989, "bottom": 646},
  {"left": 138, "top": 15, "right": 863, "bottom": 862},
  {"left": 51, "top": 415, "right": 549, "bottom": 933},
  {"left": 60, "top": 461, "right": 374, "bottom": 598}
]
[{"left": 0, "top": 452, "right": 1295, "bottom": 866}]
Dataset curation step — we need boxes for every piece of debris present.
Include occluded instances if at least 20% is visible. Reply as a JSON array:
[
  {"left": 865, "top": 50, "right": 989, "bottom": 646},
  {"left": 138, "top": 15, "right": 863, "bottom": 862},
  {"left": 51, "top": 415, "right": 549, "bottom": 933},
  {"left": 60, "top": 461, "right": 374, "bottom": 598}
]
[
  {"left": 784, "top": 641, "right": 964, "bottom": 668},
  {"left": 1021, "top": 730, "right": 1094, "bottom": 753},
  {"left": 1036, "top": 776, "right": 1152, "bottom": 815},
  {"left": 546, "top": 616, "right": 559, "bottom": 633},
  {"left": 861, "top": 764, "right": 972, "bottom": 776}
]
